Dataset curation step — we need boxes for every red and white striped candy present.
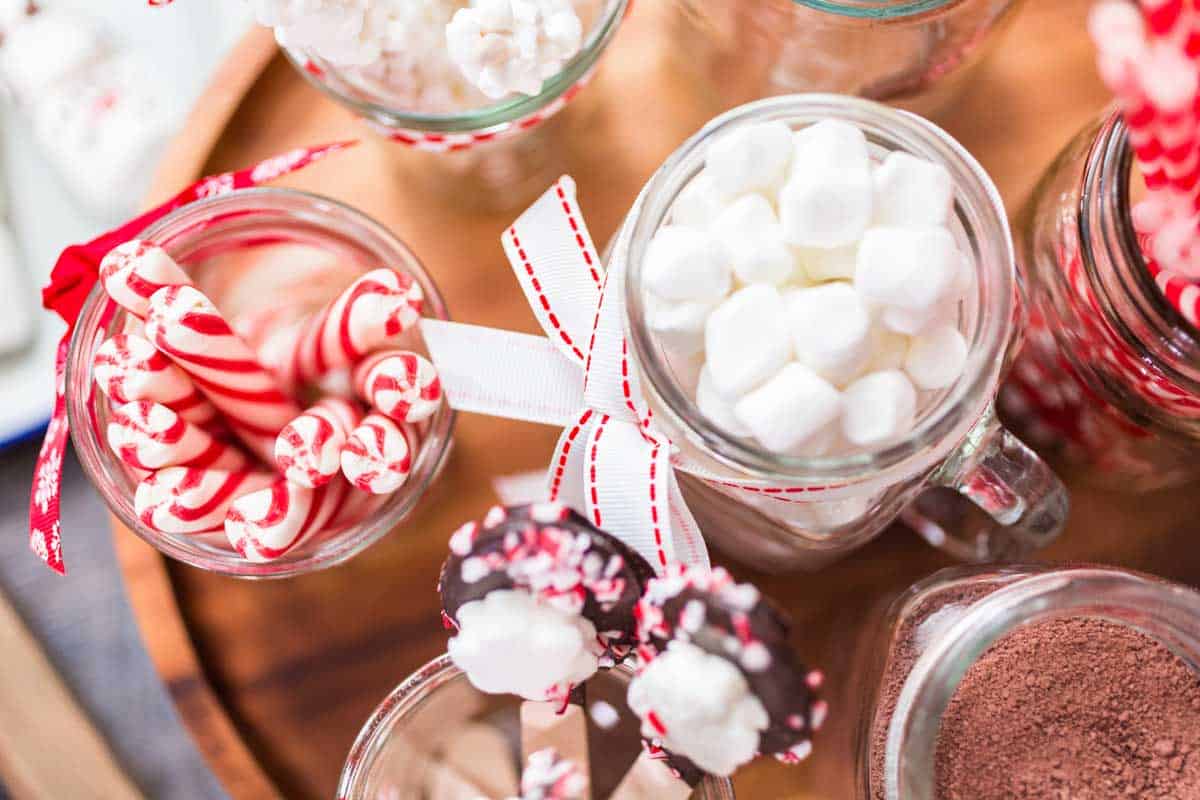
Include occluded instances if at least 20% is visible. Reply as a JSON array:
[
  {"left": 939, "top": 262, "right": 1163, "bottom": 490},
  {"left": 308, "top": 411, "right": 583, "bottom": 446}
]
[
  {"left": 145, "top": 285, "right": 302, "bottom": 461},
  {"left": 107, "top": 401, "right": 248, "bottom": 472},
  {"left": 135, "top": 467, "right": 275, "bottom": 535},
  {"left": 99, "top": 240, "right": 192, "bottom": 319},
  {"left": 224, "top": 477, "right": 349, "bottom": 563},
  {"left": 93, "top": 334, "right": 219, "bottom": 427},
  {"left": 289, "top": 268, "right": 424, "bottom": 385},
  {"left": 274, "top": 398, "right": 363, "bottom": 488},
  {"left": 340, "top": 413, "right": 417, "bottom": 495},
  {"left": 353, "top": 349, "right": 443, "bottom": 424}
]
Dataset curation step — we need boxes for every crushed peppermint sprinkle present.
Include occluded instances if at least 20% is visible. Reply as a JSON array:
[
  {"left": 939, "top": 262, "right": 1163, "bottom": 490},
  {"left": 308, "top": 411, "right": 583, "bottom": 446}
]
[{"left": 515, "top": 748, "right": 588, "bottom": 799}]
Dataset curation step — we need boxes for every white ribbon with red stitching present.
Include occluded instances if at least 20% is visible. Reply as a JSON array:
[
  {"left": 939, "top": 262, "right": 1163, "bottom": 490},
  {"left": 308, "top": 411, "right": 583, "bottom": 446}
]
[{"left": 422, "top": 176, "right": 708, "bottom": 571}]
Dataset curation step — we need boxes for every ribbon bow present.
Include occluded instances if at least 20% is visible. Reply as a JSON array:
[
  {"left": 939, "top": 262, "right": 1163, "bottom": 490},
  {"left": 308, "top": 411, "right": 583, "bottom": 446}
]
[
  {"left": 423, "top": 177, "right": 709, "bottom": 571},
  {"left": 29, "top": 141, "right": 355, "bottom": 574}
]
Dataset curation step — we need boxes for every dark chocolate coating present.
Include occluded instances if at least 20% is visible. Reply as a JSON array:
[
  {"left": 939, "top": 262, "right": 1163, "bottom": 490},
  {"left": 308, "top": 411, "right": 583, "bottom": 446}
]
[{"left": 439, "top": 503, "right": 656, "bottom": 664}]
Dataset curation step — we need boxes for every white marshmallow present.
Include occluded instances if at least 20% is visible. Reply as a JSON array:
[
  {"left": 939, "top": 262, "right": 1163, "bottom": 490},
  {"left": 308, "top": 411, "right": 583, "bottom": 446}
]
[
  {"left": 733, "top": 363, "right": 842, "bottom": 454},
  {"left": 797, "top": 243, "right": 858, "bottom": 282},
  {"left": 704, "top": 285, "right": 792, "bottom": 399},
  {"left": 697, "top": 365, "right": 751, "bottom": 437},
  {"left": 778, "top": 168, "right": 873, "bottom": 249},
  {"left": 713, "top": 195, "right": 796, "bottom": 286},
  {"left": 645, "top": 294, "right": 716, "bottom": 358},
  {"left": 904, "top": 324, "right": 968, "bottom": 390},
  {"left": 791, "top": 119, "right": 871, "bottom": 176},
  {"left": 713, "top": 193, "right": 778, "bottom": 235},
  {"left": 643, "top": 226, "right": 732, "bottom": 304},
  {"left": 785, "top": 282, "right": 871, "bottom": 386},
  {"left": 841, "top": 370, "right": 917, "bottom": 446},
  {"left": 855, "top": 226, "right": 961, "bottom": 313},
  {"left": 672, "top": 173, "right": 727, "bottom": 227},
  {"left": 706, "top": 121, "right": 794, "bottom": 198},
  {"left": 872, "top": 151, "right": 955, "bottom": 228},
  {"left": 881, "top": 305, "right": 944, "bottom": 335}
]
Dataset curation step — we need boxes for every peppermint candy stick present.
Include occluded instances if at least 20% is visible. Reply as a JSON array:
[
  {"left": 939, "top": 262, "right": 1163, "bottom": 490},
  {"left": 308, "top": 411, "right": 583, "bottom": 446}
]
[
  {"left": 135, "top": 467, "right": 275, "bottom": 535},
  {"left": 353, "top": 349, "right": 443, "bottom": 424},
  {"left": 99, "top": 240, "right": 192, "bottom": 319},
  {"left": 288, "top": 268, "right": 424, "bottom": 385},
  {"left": 274, "top": 397, "right": 363, "bottom": 488},
  {"left": 225, "top": 477, "right": 349, "bottom": 563},
  {"left": 145, "top": 285, "right": 302, "bottom": 461},
  {"left": 107, "top": 401, "right": 248, "bottom": 473},
  {"left": 93, "top": 334, "right": 219, "bottom": 427},
  {"left": 340, "top": 413, "right": 416, "bottom": 494}
]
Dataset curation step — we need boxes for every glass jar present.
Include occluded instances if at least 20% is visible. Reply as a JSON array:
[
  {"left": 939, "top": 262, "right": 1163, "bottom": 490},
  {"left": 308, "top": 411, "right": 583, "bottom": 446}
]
[
  {"left": 66, "top": 188, "right": 455, "bottom": 578},
  {"left": 857, "top": 565, "right": 1200, "bottom": 799},
  {"left": 615, "top": 94, "right": 1067, "bottom": 573},
  {"left": 1000, "top": 109, "right": 1200, "bottom": 491},
  {"left": 338, "top": 654, "right": 736, "bottom": 799},
  {"left": 282, "top": 0, "right": 627, "bottom": 209},
  {"left": 666, "top": 0, "right": 1021, "bottom": 118}
]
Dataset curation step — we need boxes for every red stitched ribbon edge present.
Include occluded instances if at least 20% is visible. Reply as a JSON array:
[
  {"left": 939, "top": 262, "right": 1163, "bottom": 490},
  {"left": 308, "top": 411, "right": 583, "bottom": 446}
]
[{"left": 28, "top": 140, "right": 356, "bottom": 575}]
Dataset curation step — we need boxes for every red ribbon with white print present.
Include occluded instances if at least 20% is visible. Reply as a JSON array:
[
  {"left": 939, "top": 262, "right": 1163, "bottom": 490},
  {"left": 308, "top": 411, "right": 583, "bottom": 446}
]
[
  {"left": 423, "top": 177, "right": 710, "bottom": 572},
  {"left": 29, "top": 141, "right": 355, "bottom": 574}
]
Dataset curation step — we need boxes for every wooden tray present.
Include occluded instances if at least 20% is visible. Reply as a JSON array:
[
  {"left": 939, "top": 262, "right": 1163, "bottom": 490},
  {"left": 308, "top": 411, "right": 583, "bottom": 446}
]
[{"left": 113, "top": 3, "right": 1200, "bottom": 798}]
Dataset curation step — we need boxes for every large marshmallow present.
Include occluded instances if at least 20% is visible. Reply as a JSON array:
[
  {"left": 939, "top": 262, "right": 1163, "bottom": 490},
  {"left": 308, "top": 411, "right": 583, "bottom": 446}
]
[
  {"left": 704, "top": 285, "right": 792, "bottom": 399},
  {"left": 873, "top": 151, "right": 955, "bottom": 227},
  {"left": 797, "top": 243, "right": 858, "bottom": 282},
  {"left": 672, "top": 173, "right": 727, "bottom": 227},
  {"left": 904, "top": 324, "right": 968, "bottom": 390},
  {"left": 706, "top": 121, "right": 794, "bottom": 198},
  {"left": 855, "top": 226, "right": 961, "bottom": 313},
  {"left": 733, "top": 363, "right": 842, "bottom": 454},
  {"left": 697, "top": 365, "right": 752, "bottom": 437},
  {"left": 785, "top": 282, "right": 871, "bottom": 386},
  {"left": 645, "top": 294, "right": 716, "bottom": 358},
  {"left": 791, "top": 119, "right": 871, "bottom": 176},
  {"left": 643, "top": 226, "right": 732, "bottom": 304},
  {"left": 841, "top": 370, "right": 917, "bottom": 446},
  {"left": 713, "top": 195, "right": 797, "bottom": 286},
  {"left": 779, "top": 168, "right": 873, "bottom": 249}
]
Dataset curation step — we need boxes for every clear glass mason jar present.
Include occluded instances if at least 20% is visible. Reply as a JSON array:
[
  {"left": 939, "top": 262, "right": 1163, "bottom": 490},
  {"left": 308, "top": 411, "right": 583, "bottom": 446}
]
[
  {"left": 855, "top": 565, "right": 1200, "bottom": 799},
  {"left": 66, "top": 188, "right": 455, "bottom": 578},
  {"left": 337, "top": 654, "right": 736, "bottom": 799},
  {"left": 282, "top": 0, "right": 627, "bottom": 209},
  {"left": 1000, "top": 110, "right": 1200, "bottom": 491},
  {"left": 616, "top": 94, "right": 1068, "bottom": 573},
  {"left": 666, "top": 0, "right": 1022, "bottom": 118}
]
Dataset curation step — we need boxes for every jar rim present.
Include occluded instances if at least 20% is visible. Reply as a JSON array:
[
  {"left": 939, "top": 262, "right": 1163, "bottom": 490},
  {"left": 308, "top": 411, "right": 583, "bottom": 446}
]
[
  {"left": 620, "top": 94, "right": 1015, "bottom": 484},
  {"left": 283, "top": 0, "right": 627, "bottom": 134},
  {"left": 791, "top": 0, "right": 961, "bottom": 18},
  {"left": 65, "top": 186, "right": 456, "bottom": 578}
]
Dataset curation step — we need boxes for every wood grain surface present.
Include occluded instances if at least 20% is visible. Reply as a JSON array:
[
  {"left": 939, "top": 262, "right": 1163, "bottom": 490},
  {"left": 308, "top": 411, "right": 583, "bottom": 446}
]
[{"left": 113, "top": 2, "right": 1200, "bottom": 798}]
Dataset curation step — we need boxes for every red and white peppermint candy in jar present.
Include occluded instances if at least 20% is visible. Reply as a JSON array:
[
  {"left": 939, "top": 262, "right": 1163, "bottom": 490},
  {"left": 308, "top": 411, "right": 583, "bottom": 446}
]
[
  {"left": 66, "top": 188, "right": 454, "bottom": 577},
  {"left": 1001, "top": 109, "right": 1200, "bottom": 490}
]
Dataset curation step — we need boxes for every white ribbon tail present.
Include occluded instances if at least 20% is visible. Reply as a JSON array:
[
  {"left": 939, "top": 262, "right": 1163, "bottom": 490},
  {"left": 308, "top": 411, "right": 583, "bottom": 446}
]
[
  {"left": 668, "top": 471, "right": 709, "bottom": 568},
  {"left": 422, "top": 319, "right": 583, "bottom": 427},
  {"left": 547, "top": 408, "right": 600, "bottom": 508}
]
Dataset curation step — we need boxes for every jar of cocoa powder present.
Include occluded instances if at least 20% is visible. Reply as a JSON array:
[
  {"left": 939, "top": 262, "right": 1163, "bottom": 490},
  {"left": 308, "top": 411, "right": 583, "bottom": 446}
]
[{"left": 857, "top": 565, "right": 1200, "bottom": 799}]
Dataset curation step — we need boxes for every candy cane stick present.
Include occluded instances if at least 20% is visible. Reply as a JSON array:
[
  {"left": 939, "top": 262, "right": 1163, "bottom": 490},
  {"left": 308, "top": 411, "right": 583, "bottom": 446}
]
[
  {"left": 353, "top": 349, "right": 443, "bottom": 424},
  {"left": 99, "top": 240, "right": 192, "bottom": 319},
  {"left": 288, "top": 268, "right": 424, "bottom": 385},
  {"left": 135, "top": 467, "right": 275, "bottom": 535},
  {"left": 274, "top": 398, "right": 363, "bottom": 488},
  {"left": 145, "top": 285, "right": 302, "bottom": 461},
  {"left": 93, "top": 334, "right": 219, "bottom": 427},
  {"left": 107, "top": 401, "right": 248, "bottom": 472},
  {"left": 340, "top": 413, "right": 417, "bottom": 494},
  {"left": 224, "top": 477, "right": 349, "bottom": 563}
]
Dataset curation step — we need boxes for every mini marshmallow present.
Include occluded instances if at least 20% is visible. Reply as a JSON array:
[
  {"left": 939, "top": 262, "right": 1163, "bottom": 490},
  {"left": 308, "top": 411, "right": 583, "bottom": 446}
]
[
  {"left": 697, "top": 365, "right": 751, "bottom": 437},
  {"left": 706, "top": 121, "right": 794, "bottom": 198},
  {"left": 904, "top": 324, "right": 968, "bottom": 390},
  {"left": 778, "top": 168, "right": 873, "bottom": 249},
  {"left": 733, "top": 363, "right": 842, "bottom": 454},
  {"left": 855, "top": 226, "right": 961, "bottom": 313},
  {"left": 872, "top": 151, "right": 955, "bottom": 228},
  {"left": 797, "top": 243, "right": 858, "bottom": 282},
  {"left": 841, "top": 370, "right": 917, "bottom": 446},
  {"left": 645, "top": 294, "right": 716, "bottom": 358},
  {"left": 671, "top": 173, "right": 727, "bottom": 227},
  {"left": 704, "top": 285, "right": 792, "bottom": 399},
  {"left": 786, "top": 282, "right": 871, "bottom": 386},
  {"left": 644, "top": 226, "right": 732, "bottom": 304},
  {"left": 791, "top": 119, "right": 871, "bottom": 177},
  {"left": 713, "top": 195, "right": 796, "bottom": 286}
]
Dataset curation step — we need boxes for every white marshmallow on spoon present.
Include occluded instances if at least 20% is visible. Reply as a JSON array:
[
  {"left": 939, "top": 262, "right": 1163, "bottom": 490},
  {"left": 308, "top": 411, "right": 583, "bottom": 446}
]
[
  {"left": 733, "top": 363, "right": 842, "bottom": 454},
  {"left": 704, "top": 285, "right": 793, "bottom": 399},
  {"left": 643, "top": 226, "right": 732, "bottom": 304},
  {"left": 872, "top": 151, "right": 955, "bottom": 227},
  {"left": 697, "top": 365, "right": 752, "bottom": 437},
  {"left": 671, "top": 173, "right": 727, "bottom": 227},
  {"left": 705, "top": 121, "right": 794, "bottom": 198},
  {"left": 904, "top": 324, "right": 968, "bottom": 390},
  {"left": 841, "top": 370, "right": 917, "bottom": 447},
  {"left": 855, "top": 226, "right": 961, "bottom": 314},
  {"left": 785, "top": 282, "right": 871, "bottom": 386}
]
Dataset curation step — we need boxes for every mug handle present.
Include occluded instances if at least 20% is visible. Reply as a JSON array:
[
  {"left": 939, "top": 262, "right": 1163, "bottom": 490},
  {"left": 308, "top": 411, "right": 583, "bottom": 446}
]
[{"left": 901, "top": 404, "right": 1069, "bottom": 561}]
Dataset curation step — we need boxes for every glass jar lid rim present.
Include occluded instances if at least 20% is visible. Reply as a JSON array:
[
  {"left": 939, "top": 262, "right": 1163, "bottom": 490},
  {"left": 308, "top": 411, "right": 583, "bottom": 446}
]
[{"left": 792, "top": 0, "right": 959, "bottom": 18}]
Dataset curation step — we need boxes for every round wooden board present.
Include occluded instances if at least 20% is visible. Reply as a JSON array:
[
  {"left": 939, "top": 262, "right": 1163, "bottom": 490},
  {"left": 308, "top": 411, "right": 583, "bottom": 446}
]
[{"left": 113, "top": 3, "right": 1200, "bottom": 798}]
